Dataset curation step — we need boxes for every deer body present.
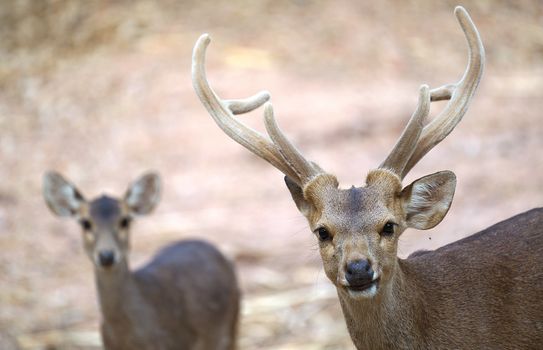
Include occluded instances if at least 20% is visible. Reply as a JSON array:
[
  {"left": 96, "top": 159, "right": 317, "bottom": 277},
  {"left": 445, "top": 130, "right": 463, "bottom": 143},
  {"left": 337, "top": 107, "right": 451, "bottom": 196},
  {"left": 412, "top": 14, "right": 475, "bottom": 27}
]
[
  {"left": 338, "top": 208, "right": 543, "bottom": 349},
  {"left": 192, "top": 5, "right": 542, "bottom": 349},
  {"left": 43, "top": 173, "right": 240, "bottom": 350},
  {"left": 98, "top": 240, "right": 239, "bottom": 350}
]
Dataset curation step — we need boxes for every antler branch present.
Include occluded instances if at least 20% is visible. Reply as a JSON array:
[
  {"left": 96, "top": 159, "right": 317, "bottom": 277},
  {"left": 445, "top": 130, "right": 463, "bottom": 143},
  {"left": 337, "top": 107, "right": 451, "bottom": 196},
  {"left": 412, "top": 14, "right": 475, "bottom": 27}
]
[
  {"left": 400, "top": 6, "right": 485, "bottom": 178},
  {"left": 380, "top": 6, "right": 485, "bottom": 179},
  {"left": 192, "top": 34, "right": 320, "bottom": 185},
  {"left": 379, "top": 85, "right": 431, "bottom": 174},
  {"left": 263, "top": 103, "right": 320, "bottom": 183}
]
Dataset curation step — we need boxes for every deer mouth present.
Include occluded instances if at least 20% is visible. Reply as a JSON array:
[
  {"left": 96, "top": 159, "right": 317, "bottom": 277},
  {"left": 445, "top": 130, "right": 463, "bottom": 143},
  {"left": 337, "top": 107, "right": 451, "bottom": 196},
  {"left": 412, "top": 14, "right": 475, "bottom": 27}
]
[{"left": 345, "top": 277, "right": 380, "bottom": 293}]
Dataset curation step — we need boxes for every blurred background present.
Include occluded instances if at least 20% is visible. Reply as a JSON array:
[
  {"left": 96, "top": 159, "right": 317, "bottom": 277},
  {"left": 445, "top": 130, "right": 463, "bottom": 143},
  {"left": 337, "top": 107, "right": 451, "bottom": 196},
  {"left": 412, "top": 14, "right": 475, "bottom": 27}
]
[{"left": 0, "top": 0, "right": 542, "bottom": 349}]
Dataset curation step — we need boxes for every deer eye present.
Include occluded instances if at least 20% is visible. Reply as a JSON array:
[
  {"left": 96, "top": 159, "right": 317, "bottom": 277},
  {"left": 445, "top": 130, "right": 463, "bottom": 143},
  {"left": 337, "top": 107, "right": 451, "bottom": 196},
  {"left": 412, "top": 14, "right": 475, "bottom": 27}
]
[
  {"left": 381, "top": 221, "right": 396, "bottom": 236},
  {"left": 315, "top": 227, "right": 331, "bottom": 241},
  {"left": 80, "top": 219, "right": 93, "bottom": 231},
  {"left": 119, "top": 217, "right": 131, "bottom": 229}
]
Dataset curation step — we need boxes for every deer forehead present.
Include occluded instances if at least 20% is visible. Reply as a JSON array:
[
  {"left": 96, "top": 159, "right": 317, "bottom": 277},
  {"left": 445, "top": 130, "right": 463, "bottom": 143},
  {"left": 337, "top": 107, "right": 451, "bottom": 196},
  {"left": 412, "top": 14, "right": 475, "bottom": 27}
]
[
  {"left": 89, "top": 195, "right": 125, "bottom": 226},
  {"left": 305, "top": 171, "right": 404, "bottom": 231}
]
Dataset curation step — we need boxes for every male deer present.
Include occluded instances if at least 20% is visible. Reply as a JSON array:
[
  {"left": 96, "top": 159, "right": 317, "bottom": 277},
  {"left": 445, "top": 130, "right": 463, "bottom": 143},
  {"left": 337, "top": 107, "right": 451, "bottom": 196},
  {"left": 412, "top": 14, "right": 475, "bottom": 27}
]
[
  {"left": 43, "top": 171, "right": 240, "bottom": 350},
  {"left": 192, "top": 6, "right": 543, "bottom": 349}
]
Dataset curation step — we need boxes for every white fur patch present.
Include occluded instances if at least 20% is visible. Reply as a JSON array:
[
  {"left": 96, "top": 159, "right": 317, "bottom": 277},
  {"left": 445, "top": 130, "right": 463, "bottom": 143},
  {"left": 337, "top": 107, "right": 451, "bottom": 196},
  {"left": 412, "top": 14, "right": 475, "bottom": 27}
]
[
  {"left": 347, "top": 284, "right": 378, "bottom": 299},
  {"left": 408, "top": 181, "right": 435, "bottom": 212}
]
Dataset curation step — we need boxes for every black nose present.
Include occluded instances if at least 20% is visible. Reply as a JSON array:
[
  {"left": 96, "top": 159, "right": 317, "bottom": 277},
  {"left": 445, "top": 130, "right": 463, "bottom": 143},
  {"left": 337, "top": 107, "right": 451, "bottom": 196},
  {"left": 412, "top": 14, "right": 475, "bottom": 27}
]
[
  {"left": 345, "top": 259, "right": 374, "bottom": 286},
  {"left": 98, "top": 250, "right": 115, "bottom": 267}
]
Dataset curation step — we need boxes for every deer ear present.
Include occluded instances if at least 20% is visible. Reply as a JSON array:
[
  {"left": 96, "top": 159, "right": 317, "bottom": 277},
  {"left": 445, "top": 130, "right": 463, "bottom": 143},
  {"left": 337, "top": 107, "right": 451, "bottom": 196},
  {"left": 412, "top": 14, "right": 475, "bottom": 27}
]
[
  {"left": 284, "top": 176, "right": 313, "bottom": 217},
  {"left": 401, "top": 171, "right": 456, "bottom": 230},
  {"left": 124, "top": 172, "right": 161, "bottom": 215},
  {"left": 43, "top": 172, "right": 85, "bottom": 217}
]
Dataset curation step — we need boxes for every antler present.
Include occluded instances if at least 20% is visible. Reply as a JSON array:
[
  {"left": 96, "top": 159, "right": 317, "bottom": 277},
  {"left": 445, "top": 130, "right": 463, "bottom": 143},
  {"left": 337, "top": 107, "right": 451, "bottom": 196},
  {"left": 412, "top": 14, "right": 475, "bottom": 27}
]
[
  {"left": 192, "top": 34, "right": 321, "bottom": 185},
  {"left": 193, "top": 7, "right": 483, "bottom": 186},
  {"left": 380, "top": 85, "right": 431, "bottom": 175},
  {"left": 380, "top": 6, "right": 485, "bottom": 179}
]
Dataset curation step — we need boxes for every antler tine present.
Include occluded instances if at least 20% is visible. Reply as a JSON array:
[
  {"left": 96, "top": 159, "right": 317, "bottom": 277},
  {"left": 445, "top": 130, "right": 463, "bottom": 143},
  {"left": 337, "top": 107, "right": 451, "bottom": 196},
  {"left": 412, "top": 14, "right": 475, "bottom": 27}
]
[
  {"left": 263, "top": 103, "right": 321, "bottom": 184},
  {"left": 224, "top": 91, "right": 271, "bottom": 115},
  {"left": 401, "top": 6, "right": 485, "bottom": 178},
  {"left": 379, "top": 85, "right": 431, "bottom": 175},
  {"left": 192, "top": 34, "right": 301, "bottom": 182}
]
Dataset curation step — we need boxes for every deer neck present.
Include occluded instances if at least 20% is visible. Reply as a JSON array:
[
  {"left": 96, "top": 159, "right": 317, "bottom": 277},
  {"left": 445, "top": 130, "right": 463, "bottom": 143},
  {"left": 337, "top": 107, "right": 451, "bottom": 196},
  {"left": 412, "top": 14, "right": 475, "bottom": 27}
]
[
  {"left": 337, "top": 259, "right": 426, "bottom": 349},
  {"left": 95, "top": 261, "right": 156, "bottom": 327}
]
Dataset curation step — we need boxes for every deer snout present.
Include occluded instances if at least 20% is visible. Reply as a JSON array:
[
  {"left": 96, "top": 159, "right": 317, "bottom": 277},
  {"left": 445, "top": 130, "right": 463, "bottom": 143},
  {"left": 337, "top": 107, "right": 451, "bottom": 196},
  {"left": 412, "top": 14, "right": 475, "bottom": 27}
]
[
  {"left": 345, "top": 259, "right": 375, "bottom": 287},
  {"left": 98, "top": 250, "right": 116, "bottom": 268}
]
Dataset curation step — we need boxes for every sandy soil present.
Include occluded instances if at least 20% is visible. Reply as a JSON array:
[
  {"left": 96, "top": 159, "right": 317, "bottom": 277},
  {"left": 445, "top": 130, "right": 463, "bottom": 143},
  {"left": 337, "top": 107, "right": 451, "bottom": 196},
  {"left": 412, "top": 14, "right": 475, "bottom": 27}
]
[{"left": 0, "top": 1, "right": 542, "bottom": 349}]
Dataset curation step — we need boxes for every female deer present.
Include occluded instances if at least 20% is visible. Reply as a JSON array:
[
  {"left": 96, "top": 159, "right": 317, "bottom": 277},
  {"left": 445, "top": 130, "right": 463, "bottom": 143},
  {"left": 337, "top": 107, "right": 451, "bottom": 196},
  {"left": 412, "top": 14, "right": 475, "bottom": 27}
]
[{"left": 43, "top": 172, "right": 240, "bottom": 350}]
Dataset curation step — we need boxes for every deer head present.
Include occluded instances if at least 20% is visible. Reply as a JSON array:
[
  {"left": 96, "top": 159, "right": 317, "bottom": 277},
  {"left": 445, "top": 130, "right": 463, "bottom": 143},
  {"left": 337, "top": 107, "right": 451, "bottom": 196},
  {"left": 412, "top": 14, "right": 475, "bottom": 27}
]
[
  {"left": 43, "top": 172, "right": 161, "bottom": 269},
  {"left": 192, "top": 6, "right": 484, "bottom": 299}
]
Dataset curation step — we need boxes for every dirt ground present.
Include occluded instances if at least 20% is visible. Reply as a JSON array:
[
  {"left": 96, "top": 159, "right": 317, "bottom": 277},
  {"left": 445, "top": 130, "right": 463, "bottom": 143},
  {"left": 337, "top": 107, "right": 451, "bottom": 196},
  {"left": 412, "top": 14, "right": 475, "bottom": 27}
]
[{"left": 0, "top": 1, "right": 542, "bottom": 349}]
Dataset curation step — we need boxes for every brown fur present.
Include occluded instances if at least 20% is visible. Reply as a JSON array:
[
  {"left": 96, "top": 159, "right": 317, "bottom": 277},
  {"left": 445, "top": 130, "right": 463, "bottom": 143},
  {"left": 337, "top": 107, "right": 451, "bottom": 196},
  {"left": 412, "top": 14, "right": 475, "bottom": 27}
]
[
  {"left": 286, "top": 169, "right": 543, "bottom": 349},
  {"left": 340, "top": 208, "right": 543, "bottom": 350},
  {"left": 192, "top": 7, "right": 540, "bottom": 349}
]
